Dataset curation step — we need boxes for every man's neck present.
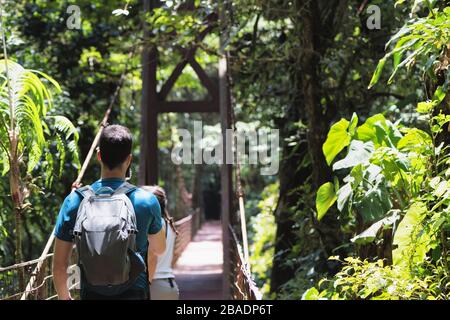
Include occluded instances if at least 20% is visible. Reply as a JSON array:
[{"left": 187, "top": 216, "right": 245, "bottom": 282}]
[{"left": 101, "top": 169, "right": 126, "bottom": 180}]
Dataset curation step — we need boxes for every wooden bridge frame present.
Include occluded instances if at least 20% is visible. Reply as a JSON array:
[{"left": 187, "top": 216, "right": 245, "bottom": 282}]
[{"left": 138, "top": 0, "right": 233, "bottom": 299}]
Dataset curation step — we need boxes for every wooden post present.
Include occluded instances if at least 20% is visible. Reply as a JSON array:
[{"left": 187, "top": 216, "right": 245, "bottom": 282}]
[
  {"left": 219, "top": 0, "right": 232, "bottom": 300},
  {"left": 139, "top": 0, "right": 159, "bottom": 186}
]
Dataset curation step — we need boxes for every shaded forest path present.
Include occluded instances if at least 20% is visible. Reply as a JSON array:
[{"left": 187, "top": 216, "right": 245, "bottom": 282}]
[{"left": 174, "top": 221, "right": 224, "bottom": 300}]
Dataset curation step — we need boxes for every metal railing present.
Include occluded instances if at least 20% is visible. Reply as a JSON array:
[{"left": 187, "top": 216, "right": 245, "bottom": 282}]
[
  {"left": 229, "top": 225, "right": 262, "bottom": 300},
  {"left": 0, "top": 251, "right": 79, "bottom": 300},
  {"left": 172, "top": 209, "right": 200, "bottom": 267},
  {"left": 0, "top": 210, "right": 199, "bottom": 300},
  {"left": 0, "top": 210, "right": 262, "bottom": 300}
]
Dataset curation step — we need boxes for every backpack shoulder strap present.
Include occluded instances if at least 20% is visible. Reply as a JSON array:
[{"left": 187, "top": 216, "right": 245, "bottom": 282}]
[
  {"left": 75, "top": 185, "right": 95, "bottom": 199},
  {"left": 114, "top": 182, "right": 137, "bottom": 196},
  {"left": 73, "top": 185, "right": 95, "bottom": 237}
]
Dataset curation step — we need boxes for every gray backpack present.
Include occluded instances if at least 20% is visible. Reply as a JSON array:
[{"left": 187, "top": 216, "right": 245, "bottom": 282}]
[{"left": 73, "top": 182, "right": 145, "bottom": 289}]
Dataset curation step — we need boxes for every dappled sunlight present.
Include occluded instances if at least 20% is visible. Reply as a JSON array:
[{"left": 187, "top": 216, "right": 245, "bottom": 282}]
[{"left": 174, "top": 221, "right": 224, "bottom": 299}]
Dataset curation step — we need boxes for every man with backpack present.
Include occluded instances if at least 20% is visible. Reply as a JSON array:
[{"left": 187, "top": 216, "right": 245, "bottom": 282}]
[{"left": 52, "top": 124, "right": 166, "bottom": 300}]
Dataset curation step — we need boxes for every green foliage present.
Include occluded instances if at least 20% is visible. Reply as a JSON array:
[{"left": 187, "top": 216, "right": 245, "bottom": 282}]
[
  {"left": 317, "top": 113, "right": 409, "bottom": 226},
  {"left": 304, "top": 1, "right": 450, "bottom": 300},
  {"left": 369, "top": 3, "right": 450, "bottom": 110},
  {"left": 309, "top": 101, "right": 450, "bottom": 299},
  {"left": 0, "top": 60, "right": 79, "bottom": 184},
  {"left": 309, "top": 81, "right": 450, "bottom": 298},
  {"left": 318, "top": 107, "right": 450, "bottom": 246},
  {"left": 392, "top": 201, "right": 430, "bottom": 266},
  {"left": 249, "top": 182, "right": 278, "bottom": 297},
  {"left": 322, "top": 118, "right": 352, "bottom": 166},
  {"left": 303, "top": 256, "right": 449, "bottom": 300},
  {"left": 315, "top": 182, "right": 336, "bottom": 221}
]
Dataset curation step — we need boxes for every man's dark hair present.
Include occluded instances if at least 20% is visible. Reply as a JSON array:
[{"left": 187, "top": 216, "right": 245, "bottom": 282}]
[{"left": 99, "top": 125, "right": 133, "bottom": 170}]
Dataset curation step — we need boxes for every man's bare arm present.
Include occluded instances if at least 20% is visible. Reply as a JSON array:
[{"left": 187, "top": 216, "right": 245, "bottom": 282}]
[
  {"left": 147, "top": 251, "right": 158, "bottom": 283},
  {"left": 52, "top": 238, "right": 73, "bottom": 300}
]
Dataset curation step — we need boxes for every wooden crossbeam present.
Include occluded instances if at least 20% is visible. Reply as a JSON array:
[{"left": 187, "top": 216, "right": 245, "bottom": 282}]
[
  {"left": 188, "top": 56, "right": 219, "bottom": 100},
  {"left": 158, "top": 49, "right": 194, "bottom": 101},
  {"left": 157, "top": 23, "right": 218, "bottom": 104}
]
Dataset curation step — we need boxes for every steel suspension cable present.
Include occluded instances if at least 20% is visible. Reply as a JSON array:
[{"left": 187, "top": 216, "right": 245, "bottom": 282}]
[{"left": 221, "top": 0, "right": 251, "bottom": 275}]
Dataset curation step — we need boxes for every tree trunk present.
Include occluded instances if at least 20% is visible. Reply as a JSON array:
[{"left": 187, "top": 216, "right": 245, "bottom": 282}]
[
  {"left": 9, "top": 131, "right": 25, "bottom": 291},
  {"left": 271, "top": 1, "right": 349, "bottom": 295},
  {"left": 298, "top": 1, "right": 343, "bottom": 257},
  {"left": 270, "top": 123, "right": 312, "bottom": 294},
  {"left": 23, "top": 214, "right": 33, "bottom": 261},
  {"left": 300, "top": 8, "right": 332, "bottom": 189}
]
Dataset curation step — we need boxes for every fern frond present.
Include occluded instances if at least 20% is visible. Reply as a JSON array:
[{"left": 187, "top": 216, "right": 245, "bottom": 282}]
[
  {"left": 49, "top": 115, "right": 79, "bottom": 141},
  {"left": 26, "top": 140, "right": 43, "bottom": 174},
  {"left": 0, "top": 59, "right": 79, "bottom": 184},
  {"left": 67, "top": 140, "right": 80, "bottom": 170},
  {"left": 55, "top": 133, "right": 66, "bottom": 177},
  {"left": 44, "top": 151, "right": 54, "bottom": 187}
]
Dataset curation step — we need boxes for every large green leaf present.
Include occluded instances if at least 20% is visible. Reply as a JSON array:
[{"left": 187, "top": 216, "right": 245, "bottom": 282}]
[
  {"left": 302, "top": 287, "right": 320, "bottom": 300},
  {"left": 355, "top": 174, "right": 392, "bottom": 223},
  {"left": 371, "top": 147, "right": 410, "bottom": 182},
  {"left": 355, "top": 114, "right": 386, "bottom": 145},
  {"left": 393, "top": 202, "right": 430, "bottom": 266},
  {"left": 355, "top": 115, "right": 403, "bottom": 149},
  {"left": 333, "top": 140, "right": 374, "bottom": 171},
  {"left": 323, "top": 119, "right": 351, "bottom": 166},
  {"left": 316, "top": 182, "right": 337, "bottom": 221},
  {"left": 375, "top": 120, "right": 403, "bottom": 148},
  {"left": 368, "top": 57, "right": 387, "bottom": 89},
  {"left": 397, "top": 128, "right": 432, "bottom": 153},
  {"left": 351, "top": 212, "right": 400, "bottom": 245},
  {"left": 336, "top": 182, "right": 352, "bottom": 212}
]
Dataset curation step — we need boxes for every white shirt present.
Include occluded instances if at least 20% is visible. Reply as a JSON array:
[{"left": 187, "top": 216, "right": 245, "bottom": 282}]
[{"left": 153, "top": 218, "right": 176, "bottom": 279}]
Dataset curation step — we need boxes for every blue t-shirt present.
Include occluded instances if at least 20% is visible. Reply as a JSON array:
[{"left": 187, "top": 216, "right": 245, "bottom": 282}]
[{"left": 54, "top": 178, "right": 163, "bottom": 293}]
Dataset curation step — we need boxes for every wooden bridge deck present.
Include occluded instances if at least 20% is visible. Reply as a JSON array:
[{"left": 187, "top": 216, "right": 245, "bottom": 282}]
[{"left": 174, "top": 220, "right": 224, "bottom": 300}]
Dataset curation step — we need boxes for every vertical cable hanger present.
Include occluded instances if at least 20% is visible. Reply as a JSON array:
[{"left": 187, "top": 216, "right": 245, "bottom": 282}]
[{"left": 222, "top": 0, "right": 251, "bottom": 275}]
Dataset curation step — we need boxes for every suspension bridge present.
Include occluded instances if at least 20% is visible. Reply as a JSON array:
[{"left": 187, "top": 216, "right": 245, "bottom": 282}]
[{"left": 0, "top": 0, "right": 261, "bottom": 301}]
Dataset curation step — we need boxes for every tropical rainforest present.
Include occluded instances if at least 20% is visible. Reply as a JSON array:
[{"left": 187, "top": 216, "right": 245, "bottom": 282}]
[{"left": 1, "top": 0, "right": 450, "bottom": 300}]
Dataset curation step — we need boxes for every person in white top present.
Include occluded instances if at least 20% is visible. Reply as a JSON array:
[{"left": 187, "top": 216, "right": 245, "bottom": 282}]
[{"left": 143, "top": 186, "right": 180, "bottom": 300}]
